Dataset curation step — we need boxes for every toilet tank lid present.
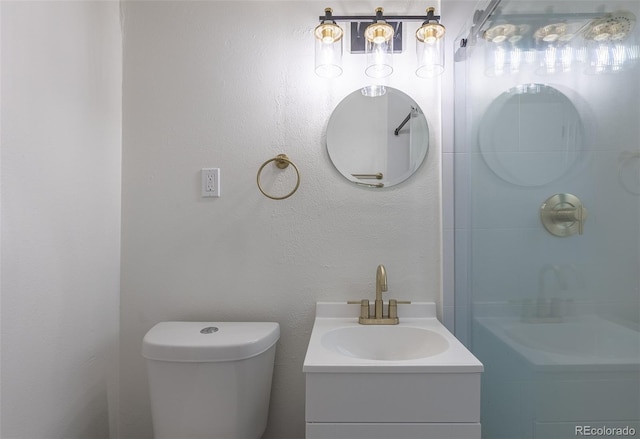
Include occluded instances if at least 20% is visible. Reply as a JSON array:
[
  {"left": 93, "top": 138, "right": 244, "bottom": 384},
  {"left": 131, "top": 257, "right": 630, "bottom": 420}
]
[{"left": 142, "top": 321, "right": 280, "bottom": 362}]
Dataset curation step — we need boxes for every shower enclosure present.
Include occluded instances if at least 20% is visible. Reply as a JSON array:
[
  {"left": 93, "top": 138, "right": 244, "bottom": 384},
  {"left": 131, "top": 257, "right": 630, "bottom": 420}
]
[{"left": 452, "top": 1, "right": 640, "bottom": 437}]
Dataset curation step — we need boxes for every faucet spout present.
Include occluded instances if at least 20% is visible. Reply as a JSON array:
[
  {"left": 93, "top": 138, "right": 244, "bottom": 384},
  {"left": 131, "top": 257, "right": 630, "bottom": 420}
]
[
  {"left": 538, "top": 264, "right": 565, "bottom": 299},
  {"left": 376, "top": 264, "right": 387, "bottom": 300},
  {"left": 375, "top": 265, "right": 387, "bottom": 319},
  {"left": 348, "top": 264, "right": 409, "bottom": 324}
]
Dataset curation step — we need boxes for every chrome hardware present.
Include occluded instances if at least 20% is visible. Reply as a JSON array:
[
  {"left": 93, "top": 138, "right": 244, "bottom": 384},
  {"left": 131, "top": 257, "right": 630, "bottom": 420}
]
[
  {"left": 347, "top": 265, "right": 411, "bottom": 324},
  {"left": 394, "top": 109, "right": 417, "bottom": 136},
  {"left": 522, "top": 264, "right": 580, "bottom": 323},
  {"left": 523, "top": 265, "right": 566, "bottom": 323},
  {"left": 200, "top": 326, "right": 219, "bottom": 334},
  {"left": 540, "top": 193, "right": 587, "bottom": 237}
]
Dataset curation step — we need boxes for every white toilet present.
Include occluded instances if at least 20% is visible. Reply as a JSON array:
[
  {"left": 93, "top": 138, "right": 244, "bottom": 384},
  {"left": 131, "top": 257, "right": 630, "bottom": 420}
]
[{"left": 142, "top": 321, "right": 280, "bottom": 439}]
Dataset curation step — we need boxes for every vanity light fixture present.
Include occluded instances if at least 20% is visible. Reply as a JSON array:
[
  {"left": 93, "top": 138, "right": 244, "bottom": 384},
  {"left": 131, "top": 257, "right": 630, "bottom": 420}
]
[
  {"left": 314, "top": 8, "right": 344, "bottom": 78},
  {"left": 364, "top": 8, "right": 395, "bottom": 78},
  {"left": 315, "top": 6, "right": 445, "bottom": 79},
  {"left": 474, "top": 10, "right": 638, "bottom": 76},
  {"left": 416, "top": 7, "right": 446, "bottom": 77}
]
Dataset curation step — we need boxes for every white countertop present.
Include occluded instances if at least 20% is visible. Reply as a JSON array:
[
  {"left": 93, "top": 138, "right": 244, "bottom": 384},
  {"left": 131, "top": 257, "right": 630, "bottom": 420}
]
[{"left": 303, "top": 302, "right": 483, "bottom": 373}]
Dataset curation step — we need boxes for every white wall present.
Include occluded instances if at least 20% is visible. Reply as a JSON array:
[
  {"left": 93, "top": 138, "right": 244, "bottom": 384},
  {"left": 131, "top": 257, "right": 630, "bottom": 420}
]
[
  {"left": 1, "top": 2, "right": 122, "bottom": 437},
  {"left": 119, "top": 1, "right": 442, "bottom": 438}
]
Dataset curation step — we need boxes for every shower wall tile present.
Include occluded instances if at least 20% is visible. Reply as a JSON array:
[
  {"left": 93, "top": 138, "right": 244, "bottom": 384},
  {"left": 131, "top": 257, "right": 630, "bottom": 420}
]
[
  {"left": 470, "top": 229, "right": 528, "bottom": 302},
  {"left": 442, "top": 305, "right": 455, "bottom": 333},
  {"left": 454, "top": 306, "right": 470, "bottom": 347}
]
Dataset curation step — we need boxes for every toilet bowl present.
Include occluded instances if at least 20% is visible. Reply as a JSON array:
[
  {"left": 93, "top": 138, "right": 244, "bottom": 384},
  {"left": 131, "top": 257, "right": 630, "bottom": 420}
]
[{"left": 143, "top": 321, "right": 280, "bottom": 439}]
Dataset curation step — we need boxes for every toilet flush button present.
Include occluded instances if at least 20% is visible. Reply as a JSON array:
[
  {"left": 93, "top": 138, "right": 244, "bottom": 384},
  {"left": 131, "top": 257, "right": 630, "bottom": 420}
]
[{"left": 200, "top": 327, "right": 219, "bottom": 334}]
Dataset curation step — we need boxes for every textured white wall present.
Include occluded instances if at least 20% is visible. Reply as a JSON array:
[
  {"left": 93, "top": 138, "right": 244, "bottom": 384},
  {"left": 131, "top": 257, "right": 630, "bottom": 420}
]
[
  {"left": 1, "top": 2, "right": 122, "bottom": 437},
  {"left": 120, "top": 1, "right": 442, "bottom": 438}
]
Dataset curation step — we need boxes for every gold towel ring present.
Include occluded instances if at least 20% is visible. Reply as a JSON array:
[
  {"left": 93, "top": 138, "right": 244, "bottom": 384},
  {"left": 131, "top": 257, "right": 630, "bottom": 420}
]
[{"left": 256, "top": 154, "right": 300, "bottom": 200}]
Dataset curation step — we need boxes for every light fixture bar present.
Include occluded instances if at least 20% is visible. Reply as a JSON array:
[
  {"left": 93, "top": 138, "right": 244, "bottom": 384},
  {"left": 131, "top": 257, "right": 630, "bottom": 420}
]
[
  {"left": 321, "top": 8, "right": 441, "bottom": 55},
  {"left": 455, "top": 0, "right": 605, "bottom": 59},
  {"left": 315, "top": 7, "right": 445, "bottom": 78},
  {"left": 489, "top": 12, "right": 608, "bottom": 21},
  {"left": 319, "top": 14, "right": 440, "bottom": 22},
  {"left": 454, "top": 0, "right": 501, "bottom": 62},
  {"left": 320, "top": 4, "right": 439, "bottom": 22}
]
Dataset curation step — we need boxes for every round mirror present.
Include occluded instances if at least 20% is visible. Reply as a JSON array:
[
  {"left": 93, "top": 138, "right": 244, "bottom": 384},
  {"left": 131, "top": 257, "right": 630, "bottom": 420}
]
[
  {"left": 326, "top": 87, "right": 430, "bottom": 188},
  {"left": 479, "top": 84, "right": 584, "bottom": 187}
]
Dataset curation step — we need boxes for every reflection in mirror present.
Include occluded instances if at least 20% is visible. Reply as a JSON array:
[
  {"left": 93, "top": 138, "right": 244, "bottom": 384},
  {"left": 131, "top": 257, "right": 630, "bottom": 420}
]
[
  {"left": 479, "top": 84, "right": 584, "bottom": 187},
  {"left": 326, "top": 87, "right": 430, "bottom": 188}
]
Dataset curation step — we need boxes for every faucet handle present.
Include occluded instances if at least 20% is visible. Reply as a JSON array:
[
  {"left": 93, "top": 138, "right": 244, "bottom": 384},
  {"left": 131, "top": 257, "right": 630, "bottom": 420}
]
[
  {"left": 388, "top": 300, "right": 411, "bottom": 319},
  {"left": 540, "top": 193, "right": 587, "bottom": 237},
  {"left": 347, "top": 299, "right": 370, "bottom": 320}
]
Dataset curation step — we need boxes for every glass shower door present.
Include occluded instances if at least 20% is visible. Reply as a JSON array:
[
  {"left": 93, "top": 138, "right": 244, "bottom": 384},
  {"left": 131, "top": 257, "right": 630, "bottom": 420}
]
[{"left": 453, "top": 1, "right": 640, "bottom": 438}]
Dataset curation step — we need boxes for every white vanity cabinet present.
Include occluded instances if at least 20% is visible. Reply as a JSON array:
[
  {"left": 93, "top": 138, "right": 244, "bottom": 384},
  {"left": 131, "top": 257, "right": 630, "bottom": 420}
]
[
  {"left": 303, "top": 302, "right": 483, "bottom": 439},
  {"left": 305, "top": 371, "right": 481, "bottom": 439}
]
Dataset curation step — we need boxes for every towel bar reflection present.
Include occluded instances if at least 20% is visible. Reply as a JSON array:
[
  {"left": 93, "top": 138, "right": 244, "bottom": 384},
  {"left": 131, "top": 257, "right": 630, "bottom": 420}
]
[
  {"left": 257, "top": 154, "right": 301, "bottom": 200},
  {"left": 394, "top": 112, "right": 412, "bottom": 135},
  {"left": 352, "top": 173, "right": 383, "bottom": 180},
  {"left": 355, "top": 181, "right": 384, "bottom": 188}
]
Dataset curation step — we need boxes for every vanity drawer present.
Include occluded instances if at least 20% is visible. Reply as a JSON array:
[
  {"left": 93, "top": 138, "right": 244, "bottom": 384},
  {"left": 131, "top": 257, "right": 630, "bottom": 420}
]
[
  {"left": 306, "top": 422, "right": 481, "bottom": 439},
  {"left": 305, "top": 372, "right": 481, "bottom": 423}
]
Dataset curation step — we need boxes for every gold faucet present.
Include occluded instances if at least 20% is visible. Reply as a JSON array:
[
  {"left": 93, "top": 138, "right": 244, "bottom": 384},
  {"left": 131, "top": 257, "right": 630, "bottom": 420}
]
[
  {"left": 375, "top": 264, "right": 387, "bottom": 319},
  {"left": 348, "top": 265, "right": 410, "bottom": 325}
]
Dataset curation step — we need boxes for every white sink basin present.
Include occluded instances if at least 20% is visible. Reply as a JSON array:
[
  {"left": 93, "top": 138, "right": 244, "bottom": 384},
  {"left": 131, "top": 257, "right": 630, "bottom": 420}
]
[
  {"left": 477, "top": 315, "right": 640, "bottom": 369},
  {"left": 506, "top": 318, "right": 640, "bottom": 359},
  {"left": 303, "top": 302, "right": 483, "bottom": 372},
  {"left": 322, "top": 325, "right": 449, "bottom": 360}
]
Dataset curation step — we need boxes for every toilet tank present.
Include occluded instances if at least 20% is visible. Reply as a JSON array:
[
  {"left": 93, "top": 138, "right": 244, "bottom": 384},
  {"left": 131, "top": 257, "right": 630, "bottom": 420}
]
[{"left": 143, "top": 322, "right": 280, "bottom": 439}]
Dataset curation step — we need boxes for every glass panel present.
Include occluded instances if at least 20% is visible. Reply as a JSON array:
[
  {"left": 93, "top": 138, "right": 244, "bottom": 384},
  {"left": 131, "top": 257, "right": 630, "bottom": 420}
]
[{"left": 454, "top": 1, "right": 640, "bottom": 438}]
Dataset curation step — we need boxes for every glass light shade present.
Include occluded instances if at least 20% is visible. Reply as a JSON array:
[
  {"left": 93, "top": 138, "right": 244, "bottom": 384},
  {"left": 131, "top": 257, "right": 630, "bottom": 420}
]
[
  {"left": 543, "top": 44, "right": 558, "bottom": 74},
  {"left": 364, "top": 22, "right": 394, "bottom": 78},
  {"left": 483, "top": 24, "right": 516, "bottom": 44},
  {"left": 314, "top": 22, "right": 344, "bottom": 78},
  {"left": 361, "top": 84, "right": 387, "bottom": 97},
  {"left": 627, "top": 41, "right": 640, "bottom": 66},
  {"left": 583, "top": 11, "right": 637, "bottom": 74},
  {"left": 416, "top": 22, "right": 445, "bottom": 77}
]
